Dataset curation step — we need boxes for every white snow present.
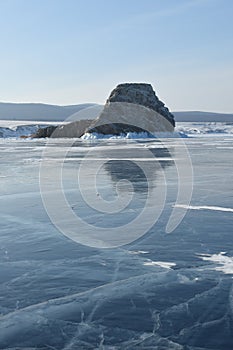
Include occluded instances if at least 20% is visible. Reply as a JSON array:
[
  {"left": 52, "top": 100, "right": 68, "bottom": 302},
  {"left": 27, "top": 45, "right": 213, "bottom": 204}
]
[
  {"left": 143, "top": 260, "right": 176, "bottom": 269},
  {"left": 128, "top": 250, "right": 149, "bottom": 255},
  {"left": 81, "top": 131, "right": 184, "bottom": 140},
  {"left": 176, "top": 122, "right": 233, "bottom": 136},
  {"left": 199, "top": 252, "right": 233, "bottom": 274}
]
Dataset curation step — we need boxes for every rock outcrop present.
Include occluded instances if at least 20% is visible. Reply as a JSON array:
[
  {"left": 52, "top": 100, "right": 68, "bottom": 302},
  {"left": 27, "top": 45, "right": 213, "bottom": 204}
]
[
  {"left": 107, "top": 83, "right": 174, "bottom": 125},
  {"left": 32, "top": 119, "right": 93, "bottom": 138},
  {"left": 84, "top": 83, "right": 175, "bottom": 136},
  {"left": 32, "top": 125, "right": 57, "bottom": 138},
  {"left": 32, "top": 83, "right": 175, "bottom": 138}
]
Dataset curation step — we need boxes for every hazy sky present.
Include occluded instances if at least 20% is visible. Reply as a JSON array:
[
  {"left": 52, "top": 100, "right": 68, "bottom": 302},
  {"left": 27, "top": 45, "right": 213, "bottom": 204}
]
[{"left": 0, "top": 0, "right": 233, "bottom": 112}]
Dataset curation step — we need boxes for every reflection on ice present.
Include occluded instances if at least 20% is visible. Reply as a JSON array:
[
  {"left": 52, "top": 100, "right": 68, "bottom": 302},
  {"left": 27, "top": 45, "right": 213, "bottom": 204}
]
[{"left": 103, "top": 145, "right": 174, "bottom": 194}]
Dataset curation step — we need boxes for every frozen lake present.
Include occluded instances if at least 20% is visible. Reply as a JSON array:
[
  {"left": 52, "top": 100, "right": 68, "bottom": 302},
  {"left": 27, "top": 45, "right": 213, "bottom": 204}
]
[{"left": 0, "top": 126, "right": 233, "bottom": 349}]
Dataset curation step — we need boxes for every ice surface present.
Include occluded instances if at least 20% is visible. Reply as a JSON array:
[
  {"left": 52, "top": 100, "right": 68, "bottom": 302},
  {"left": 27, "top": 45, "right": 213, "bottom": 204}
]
[{"left": 0, "top": 122, "right": 233, "bottom": 349}]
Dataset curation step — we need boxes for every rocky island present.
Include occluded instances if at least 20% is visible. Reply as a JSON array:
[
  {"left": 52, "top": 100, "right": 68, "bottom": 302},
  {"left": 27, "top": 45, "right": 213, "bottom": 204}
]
[{"left": 32, "top": 83, "right": 175, "bottom": 138}]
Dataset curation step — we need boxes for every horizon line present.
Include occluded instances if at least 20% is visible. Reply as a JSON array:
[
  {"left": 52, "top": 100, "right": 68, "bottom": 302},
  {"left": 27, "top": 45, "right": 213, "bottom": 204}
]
[{"left": 0, "top": 101, "right": 232, "bottom": 115}]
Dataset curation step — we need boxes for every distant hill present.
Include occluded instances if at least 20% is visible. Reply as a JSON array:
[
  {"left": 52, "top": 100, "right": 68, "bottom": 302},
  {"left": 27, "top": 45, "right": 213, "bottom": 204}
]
[
  {"left": 173, "top": 111, "right": 233, "bottom": 122},
  {"left": 0, "top": 102, "right": 232, "bottom": 123},
  {"left": 0, "top": 102, "right": 99, "bottom": 121}
]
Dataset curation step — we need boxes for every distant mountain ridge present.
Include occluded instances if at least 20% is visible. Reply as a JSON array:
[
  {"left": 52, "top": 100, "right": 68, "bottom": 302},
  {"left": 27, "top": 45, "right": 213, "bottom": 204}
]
[
  {"left": 0, "top": 102, "right": 232, "bottom": 122},
  {"left": 173, "top": 111, "right": 233, "bottom": 122},
  {"left": 0, "top": 102, "right": 97, "bottom": 121}
]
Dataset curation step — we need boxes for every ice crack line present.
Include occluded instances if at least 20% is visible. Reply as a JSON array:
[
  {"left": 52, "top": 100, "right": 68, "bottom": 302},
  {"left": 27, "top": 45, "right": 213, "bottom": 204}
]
[{"left": 174, "top": 204, "right": 233, "bottom": 213}]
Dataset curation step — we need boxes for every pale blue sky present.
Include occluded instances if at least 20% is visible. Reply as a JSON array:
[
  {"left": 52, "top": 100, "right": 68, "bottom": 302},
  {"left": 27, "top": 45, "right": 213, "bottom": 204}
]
[{"left": 0, "top": 0, "right": 233, "bottom": 112}]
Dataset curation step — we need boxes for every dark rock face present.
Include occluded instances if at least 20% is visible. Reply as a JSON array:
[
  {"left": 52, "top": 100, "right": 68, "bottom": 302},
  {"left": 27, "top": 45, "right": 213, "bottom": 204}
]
[
  {"left": 89, "top": 122, "right": 151, "bottom": 136},
  {"left": 107, "top": 83, "right": 175, "bottom": 126},
  {"left": 85, "top": 83, "right": 175, "bottom": 136},
  {"left": 31, "top": 125, "right": 57, "bottom": 138}
]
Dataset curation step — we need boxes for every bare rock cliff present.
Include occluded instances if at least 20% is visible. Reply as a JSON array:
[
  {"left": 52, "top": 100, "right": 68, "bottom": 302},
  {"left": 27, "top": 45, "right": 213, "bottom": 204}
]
[{"left": 85, "top": 83, "right": 175, "bottom": 135}]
